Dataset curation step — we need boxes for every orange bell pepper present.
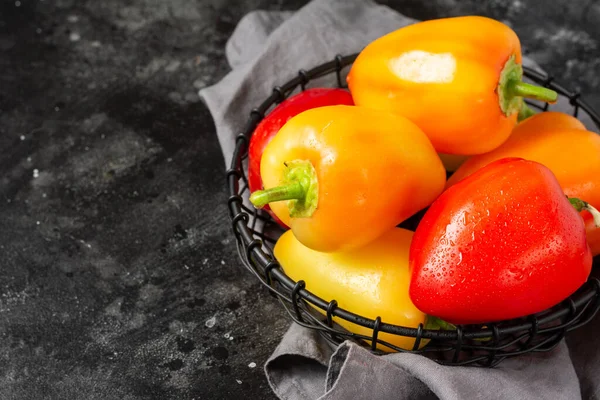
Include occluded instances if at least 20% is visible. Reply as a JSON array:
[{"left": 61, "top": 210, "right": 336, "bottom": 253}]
[
  {"left": 249, "top": 105, "right": 446, "bottom": 253},
  {"left": 447, "top": 111, "right": 600, "bottom": 254},
  {"left": 347, "top": 16, "right": 558, "bottom": 155},
  {"left": 274, "top": 228, "right": 428, "bottom": 351}
]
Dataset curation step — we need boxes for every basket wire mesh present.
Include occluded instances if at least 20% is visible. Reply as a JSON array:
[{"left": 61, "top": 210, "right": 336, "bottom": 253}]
[{"left": 226, "top": 53, "right": 600, "bottom": 367}]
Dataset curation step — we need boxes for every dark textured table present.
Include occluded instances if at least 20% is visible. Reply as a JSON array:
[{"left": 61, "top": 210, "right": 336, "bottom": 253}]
[{"left": 1, "top": 0, "right": 598, "bottom": 399}]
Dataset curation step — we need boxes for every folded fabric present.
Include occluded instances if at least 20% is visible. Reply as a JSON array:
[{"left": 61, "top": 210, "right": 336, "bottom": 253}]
[
  {"left": 198, "top": 0, "right": 600, "bottom": 398},
  {"left": 265, "top": 322, "right": 580, "bottom": 400}
]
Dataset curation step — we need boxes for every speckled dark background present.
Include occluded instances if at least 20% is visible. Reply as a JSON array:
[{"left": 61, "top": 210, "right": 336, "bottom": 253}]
[{"left": 0, "top": 0, "right": 598, "bottom": 399}]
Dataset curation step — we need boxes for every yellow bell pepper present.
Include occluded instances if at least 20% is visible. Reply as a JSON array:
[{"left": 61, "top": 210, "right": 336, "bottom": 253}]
[
  {"left": 274, "top": 228, "right": 428, "bottom": 351},
  {"left": 347, "top": 16, "right": 558, "bottom": 155},
  {"left": 251, "top": 105, "right": 446, "bottom": 253}
]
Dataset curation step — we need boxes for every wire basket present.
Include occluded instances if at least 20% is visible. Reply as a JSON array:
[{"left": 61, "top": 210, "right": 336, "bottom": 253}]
[{"left": 226, "top": 53, "right": 600, "bottom": 367}]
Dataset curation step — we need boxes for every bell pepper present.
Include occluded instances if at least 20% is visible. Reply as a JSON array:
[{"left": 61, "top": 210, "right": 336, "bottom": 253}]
[
  {"left": 409, "top": 158, "right": 597, "bottom": 325},
  {"left": 346, "top": 16, "right": 558, "bottom": 155},
  {"left": 583, "top": 213, "right": 600, "bottom": 257},
  {"left": 249, "top": 105, "right": 446, "bottom": 252},
  {"left": 249, "top": 88, "right": 354, "bottom": 227},
  {"left": 447, "top": 111, "right": 600, "bottom": 255},
  {"left": 274, "top": 228, "right": 428, "bottom": 351}
]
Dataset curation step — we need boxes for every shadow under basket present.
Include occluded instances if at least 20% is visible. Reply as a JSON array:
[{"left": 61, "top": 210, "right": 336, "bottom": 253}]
[{"left": 226, "top": 53, "right": 600, "bottom": 367}]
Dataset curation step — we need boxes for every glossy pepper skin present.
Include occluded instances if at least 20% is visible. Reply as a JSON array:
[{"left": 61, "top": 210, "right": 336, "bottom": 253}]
[
  {"left": 248, "top": 88, "right": 354, "bottom": 227},
  {"left": 274, "top": 228, "right": 427, "bottom": 351},
  {"left": 250, "top": 105, "right": 446, "bottom": 253},
  {"left": 447, "top": 111, "right": 600, "bottom": 255},
  {"left": 409, "top": 158, "right": 593, "bottom": 325},
  {"left": 347, "top": 16, "right": 558, "bottom": 155}
]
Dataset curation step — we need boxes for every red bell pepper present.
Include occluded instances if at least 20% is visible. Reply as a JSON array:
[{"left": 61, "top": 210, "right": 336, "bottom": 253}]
[
  {"left": 409, "top": 158, "right": 598, "bottom": 325},
  {"left": 248, "top": 88, "right": 354, "bottom": 227}
]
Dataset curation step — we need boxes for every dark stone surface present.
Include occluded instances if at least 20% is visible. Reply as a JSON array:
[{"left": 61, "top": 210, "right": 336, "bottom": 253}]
[{"left": 0, "top": 0, "right": 598, "bottom": 399}]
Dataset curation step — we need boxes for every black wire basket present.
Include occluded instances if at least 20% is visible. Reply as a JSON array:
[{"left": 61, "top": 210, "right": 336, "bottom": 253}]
[{"left": 226, "top": 53, "right": 600, "bottom": 367}]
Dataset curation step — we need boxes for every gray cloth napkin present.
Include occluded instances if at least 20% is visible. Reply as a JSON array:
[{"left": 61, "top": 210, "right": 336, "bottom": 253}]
[{"left": 199, "top": 0, "right": 600, "bottom": 399}]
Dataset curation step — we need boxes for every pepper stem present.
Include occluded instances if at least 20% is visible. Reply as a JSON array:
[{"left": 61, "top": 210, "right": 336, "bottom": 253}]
[
  {"left": 517, "top": 102, "right": 536, "bottom": 122},
  {"left": 498, "top": 55, "right": 558, "bottom": 117},
  {"left": 249, "top": 160, "right": 319, "bottom": 218},
  {"left": 249, "top": 181, "right": 305, "bottom": 208},
  {"left": 425, "top": 316, "right": 495, "bottom": 342},
  {"left": 509, "top": 81, "right": 558, "bottom": 103},
  {"left": 569, "top": 197, "right": 600, "bottom": 227},
  {"left": 425, "top": 316, "right": 456, "bottom": 331}
]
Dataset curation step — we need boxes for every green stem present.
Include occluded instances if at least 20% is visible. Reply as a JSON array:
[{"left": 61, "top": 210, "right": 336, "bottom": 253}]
[
  {"left": 569, "top": 197, "right": 600, "bottom": 227},
  {"left": 498, "top": 55, "right": 559, "bottom": 117},
  {"left": 509, "top": 81, "right": 558, "bottom": 103},
  {"left": 249, "top": 181, "right": 305, "bottom": 208},
  {"left": 425, "top": 316, "right": 495, "bottom": 342},
  {"left": 425, "top": 315, "right": 456, "bottom": 331},
  {"left": 517, "top": 102, "right": 536, "bottom": 122},
  {"left": 249, "top": 160, "right": 319, "bottom": 218}
]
